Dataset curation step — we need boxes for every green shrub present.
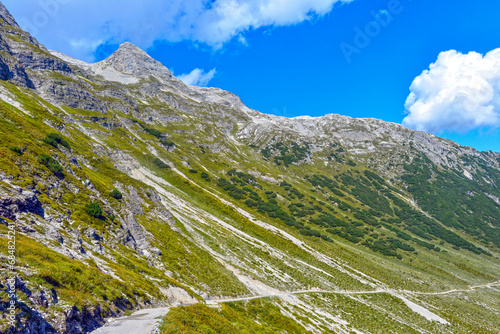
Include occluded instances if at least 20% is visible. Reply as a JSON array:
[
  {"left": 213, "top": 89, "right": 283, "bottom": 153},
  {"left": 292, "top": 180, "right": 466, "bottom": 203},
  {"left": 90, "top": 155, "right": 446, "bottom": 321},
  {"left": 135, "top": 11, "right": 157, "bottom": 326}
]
[
  {"left": 43, "top": 133, "right": 71, "bottom": 151},
  {"left": 43, "top": 136, "right": 58, "bottom": 148},
  {"left": 147, "top": 128, "right": 162, "bottom": 138},
  {"left": 9, "top": 146, "right": 23, "bottom": 155},
  {"left": 84, "top": 202, "right": 103, "bottom": 219},
  {"left": 160, "top": 140, "right": 175, "bottom": 148},
  {"left": 38, "top": 154, "right": 64, "bottom": 177},
  {"left": 320, "top": 234, "right": 334, "bottom": 242},
  {"left": 154, "top": 158, "right": 170, "bottom": 169},
  {"left": 245, "top": 199, "right": 257, "bottom": 207},
  {"left": 109, "top": 189, "right": 123, "bottom": 200},
  {"left": 139, "top": 123, "right": 162, "bottom": 138},
  {"left": 299, "top": 228, "right": 321, "bottom": 237},
  {"left": 189, "top": 169, "right": 198, "bottom": 174},
  {"left": 218, "top": 178, "right": 234, "bottom": 191}
]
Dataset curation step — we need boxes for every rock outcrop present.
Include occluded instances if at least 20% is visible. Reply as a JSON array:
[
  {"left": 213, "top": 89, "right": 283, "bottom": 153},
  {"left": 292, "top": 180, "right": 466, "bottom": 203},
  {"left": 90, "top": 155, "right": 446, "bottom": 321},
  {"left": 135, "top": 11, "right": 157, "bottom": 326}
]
[
  {"left": 0, "top": 187, "right": 44, "bottom": 221},
  {"left": 0, "top": 3, "right": 71, "bottom": 89}
]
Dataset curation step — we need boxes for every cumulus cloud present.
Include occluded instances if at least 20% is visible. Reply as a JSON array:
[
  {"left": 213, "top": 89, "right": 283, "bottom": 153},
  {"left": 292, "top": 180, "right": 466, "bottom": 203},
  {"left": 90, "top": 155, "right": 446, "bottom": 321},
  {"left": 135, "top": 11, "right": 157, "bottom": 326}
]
[
  {"left": 178, "top": 68, "right": 217, "bottom": 86},
  {"left": 3, "top": 0, "right": 351, "bottom": 61},
  {"left": 403, "top": 49, "right": 500, "bottom": 134}
]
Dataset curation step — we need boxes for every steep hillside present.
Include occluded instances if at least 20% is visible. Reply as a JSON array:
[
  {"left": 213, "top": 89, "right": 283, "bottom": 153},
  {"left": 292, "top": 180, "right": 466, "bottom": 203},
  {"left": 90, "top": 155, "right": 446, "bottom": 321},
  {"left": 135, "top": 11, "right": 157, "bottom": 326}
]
[{"left": 0, "top": 2, "right": 499, "bottom": 333}]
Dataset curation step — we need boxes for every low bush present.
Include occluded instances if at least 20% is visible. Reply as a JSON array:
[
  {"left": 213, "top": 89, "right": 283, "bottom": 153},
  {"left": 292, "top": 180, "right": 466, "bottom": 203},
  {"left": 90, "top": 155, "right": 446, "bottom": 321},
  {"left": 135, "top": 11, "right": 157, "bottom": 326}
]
[
  {"left": 160, "top": 140, "right": 175, "bottom": 148},
  {"left": 38, "top": 154, "right": 64, "bottom": 177},
  {"left": 154, "top": 158, "right": 170, "bottom": 169},
  {"left": 9, "top": 146, "right": 23, "bottom": 155},
  {"left": 109, "top": 189, "right": 123, "bottom": 200},
  {"left": 84, "top": 202, "right": 103, "bottom": 219},
  {"left": 139, "top": 123, "right": 162, "bottom": 138},
  {"left": 43, "top": 133, "right": 71, "bottom": 151}
]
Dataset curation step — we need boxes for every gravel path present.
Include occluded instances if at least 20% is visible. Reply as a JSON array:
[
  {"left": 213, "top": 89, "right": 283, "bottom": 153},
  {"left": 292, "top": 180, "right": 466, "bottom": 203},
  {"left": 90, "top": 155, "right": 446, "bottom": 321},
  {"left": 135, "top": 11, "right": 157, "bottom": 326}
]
[
  {"left": 90, "top": 281, "right": 500, "bottom": 334},
  {"left": 90, "top": 308, "right": 169, "bottom": 334}
]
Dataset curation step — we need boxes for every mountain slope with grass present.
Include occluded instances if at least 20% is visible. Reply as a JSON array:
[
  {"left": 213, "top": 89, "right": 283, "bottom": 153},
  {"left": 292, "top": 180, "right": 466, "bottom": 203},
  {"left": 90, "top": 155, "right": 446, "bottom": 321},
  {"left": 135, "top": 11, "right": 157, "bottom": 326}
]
[{"left": 0, "top": 2, "right": 499, "bottom": 333}]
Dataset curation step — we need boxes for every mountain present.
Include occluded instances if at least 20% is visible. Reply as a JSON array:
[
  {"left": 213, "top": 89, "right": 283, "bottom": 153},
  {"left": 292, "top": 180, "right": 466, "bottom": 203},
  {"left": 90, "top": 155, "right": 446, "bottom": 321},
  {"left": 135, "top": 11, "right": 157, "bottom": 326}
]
[{"left": 0, "top": 2, "right": 499, "bottom": 333}]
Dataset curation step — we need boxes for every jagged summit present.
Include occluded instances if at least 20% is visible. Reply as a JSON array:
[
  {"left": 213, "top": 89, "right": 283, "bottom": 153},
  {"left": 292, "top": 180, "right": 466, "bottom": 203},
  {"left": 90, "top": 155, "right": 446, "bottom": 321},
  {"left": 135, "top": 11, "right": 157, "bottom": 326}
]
[
  {"left": 0, "top": 1, "right": 20, "bottom": 29},
  {"left": 94, "top": 41, "right": 174, "bottom": 80},
  {"left": 0, "top": 1, "right": 71, "bottom": 88},
  {"left": 118, "top": 41, "right": 147, "bottom": 53}
]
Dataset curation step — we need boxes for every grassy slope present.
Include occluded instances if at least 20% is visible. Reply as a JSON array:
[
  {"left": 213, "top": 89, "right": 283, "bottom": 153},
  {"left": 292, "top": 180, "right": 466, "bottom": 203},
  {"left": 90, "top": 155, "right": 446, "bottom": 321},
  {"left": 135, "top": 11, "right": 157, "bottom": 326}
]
[
  {"left": 0, "top": 82, "right": 247, "bottom": 330},
  {"left": 159, "top": 299, "right": 312, "bottom": 334}
]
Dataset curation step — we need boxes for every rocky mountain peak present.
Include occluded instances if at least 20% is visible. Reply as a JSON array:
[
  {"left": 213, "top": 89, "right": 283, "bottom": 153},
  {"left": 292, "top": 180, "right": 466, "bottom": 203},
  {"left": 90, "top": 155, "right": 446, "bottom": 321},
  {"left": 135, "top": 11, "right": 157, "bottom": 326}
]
[
  {"left": 118, "top": 41, "right": 147, "bottom": 53},
  {"left": 0, "top": 1, "right": 20, "bottom": 29},
  {"left": 0, "top": 1, "right": 72, "bottom": 89},
  {"left": 95, "top": 42, "right": 174, "bottom": 80}
]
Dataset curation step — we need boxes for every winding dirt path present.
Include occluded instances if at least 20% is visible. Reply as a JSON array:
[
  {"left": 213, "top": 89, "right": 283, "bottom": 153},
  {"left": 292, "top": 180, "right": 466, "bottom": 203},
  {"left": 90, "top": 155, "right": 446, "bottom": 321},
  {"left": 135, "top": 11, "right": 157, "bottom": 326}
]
[
  {"left": 90, "top": 308, "right": 170, "bottom": 334},
  {"left": 406, "top": 281, "right": 500, "bottom": 295},
  {"left": 207, "top": 280, "right": 500, "bottom": 303},
  {"left": 90, "top": 281, "right": 500, "bottom": 334}
]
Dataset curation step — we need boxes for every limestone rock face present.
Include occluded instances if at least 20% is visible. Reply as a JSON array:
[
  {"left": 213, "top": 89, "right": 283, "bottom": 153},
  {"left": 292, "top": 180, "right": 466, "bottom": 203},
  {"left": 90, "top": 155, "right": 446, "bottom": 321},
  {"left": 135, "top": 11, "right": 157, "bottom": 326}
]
[
  {"left": 31, "top": 290, "right": 49, "bottom": 308},
  {"left": 0, "top": 187, "right": 44, "bottom": 220},
  {"left": 0, "top": 2, "right": 19, "bottom": 28},
  {"left": 0, "top": 52, "right": 35, "bottom": 88},
  {"left": 64, "top": 305, "right": 105, "bottom": 334},
  {"left": 123, "top": 213, "right": 150, "bottom": 251},
  {"left": 46, "top": 226, "right": 64, "bottom": 244},
  {"left": 38, "top": 79, "right": 107, "bottom": 113}
]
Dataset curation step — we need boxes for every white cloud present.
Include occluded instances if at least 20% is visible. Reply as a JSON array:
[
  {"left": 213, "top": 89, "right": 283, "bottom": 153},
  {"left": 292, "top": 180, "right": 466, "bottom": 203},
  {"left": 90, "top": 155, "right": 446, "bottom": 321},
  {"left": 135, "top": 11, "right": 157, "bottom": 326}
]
[
  {"left": 178, "top": 68, "right": 217, "bottom": 86},
  {"left": 403, "top": 49, "right": 500, "bottom": 134},
  {"left": 192, "top": 0, "right": 345, "bottom": 47},
  {"left": 3, "top": 0, "right": 352, "bottom": 61},
  {"left": 237, "top": 34, "right": 249, "bottom": 46}
]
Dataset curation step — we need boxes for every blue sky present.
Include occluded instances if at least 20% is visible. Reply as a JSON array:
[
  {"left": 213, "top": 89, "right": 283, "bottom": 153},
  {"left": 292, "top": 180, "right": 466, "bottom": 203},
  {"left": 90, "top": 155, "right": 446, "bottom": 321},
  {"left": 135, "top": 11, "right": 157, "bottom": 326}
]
[{"left": 4, "top": 0, "right": 500, "bottom": 152}]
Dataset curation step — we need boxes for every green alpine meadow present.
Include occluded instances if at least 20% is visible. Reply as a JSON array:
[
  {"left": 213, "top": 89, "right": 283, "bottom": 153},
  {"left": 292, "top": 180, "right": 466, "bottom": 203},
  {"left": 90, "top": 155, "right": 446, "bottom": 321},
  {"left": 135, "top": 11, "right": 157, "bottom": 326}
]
[{"left": 0, "top": 1, "right": 499, "bottom": 333}]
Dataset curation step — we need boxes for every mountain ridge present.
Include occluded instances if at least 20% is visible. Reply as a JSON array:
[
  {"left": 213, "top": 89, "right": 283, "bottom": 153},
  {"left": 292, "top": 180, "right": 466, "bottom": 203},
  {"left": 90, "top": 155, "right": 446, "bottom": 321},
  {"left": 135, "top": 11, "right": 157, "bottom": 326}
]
[
  {"left": 0, "top": 2, "right": 496, "bottom": 159},
  {"left": 50, "top": 41, "right": 500, "bottom": 160}
]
